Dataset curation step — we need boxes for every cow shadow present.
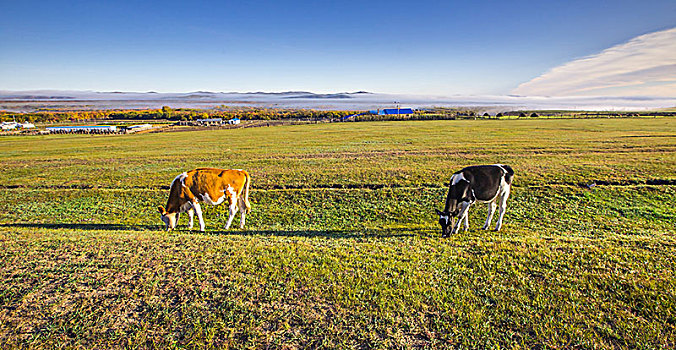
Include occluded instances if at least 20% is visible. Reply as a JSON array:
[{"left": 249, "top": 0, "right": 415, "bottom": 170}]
[
  {"left": 210, "top": 227, "right": 429, "bottom": 238},
  {"left": 0, "top": 223, "right": 433, "bottom": 239},
  {"left": 0, "top": 223, "right": 159, "bottom": 231}
]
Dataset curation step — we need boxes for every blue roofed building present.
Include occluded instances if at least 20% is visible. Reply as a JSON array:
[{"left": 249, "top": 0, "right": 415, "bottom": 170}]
[{"left": 369, "top": 108, "right": 414, "bottom": 115}]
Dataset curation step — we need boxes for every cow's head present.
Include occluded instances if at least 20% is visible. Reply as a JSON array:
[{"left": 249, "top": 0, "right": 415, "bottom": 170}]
[
  {"left": 435, "top": 209, "right": 452, "bottom": 237},
  {"left": 437, "top": 179, "right": 475, "bottom": 237},
  {"left": 158, "top": 206, "right": 178, "bottom": 231}
]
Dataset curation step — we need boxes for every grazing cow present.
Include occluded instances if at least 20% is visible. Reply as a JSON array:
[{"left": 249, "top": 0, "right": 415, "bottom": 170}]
[
  {"left": 436, "top": 164, "right": 514, "bottom": 237},
  {"left": 158, "top": 168, "right": 251, "bottom": 231}
]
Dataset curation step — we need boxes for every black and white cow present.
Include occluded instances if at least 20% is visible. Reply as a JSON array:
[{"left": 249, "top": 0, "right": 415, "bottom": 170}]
[{"left": 436, "top": 164, "right": 514, "bottom": 237}]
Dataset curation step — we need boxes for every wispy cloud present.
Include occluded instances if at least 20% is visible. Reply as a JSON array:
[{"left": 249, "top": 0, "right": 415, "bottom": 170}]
[{"left": 512, "top": 27, "right": 676, "bottom": 97}]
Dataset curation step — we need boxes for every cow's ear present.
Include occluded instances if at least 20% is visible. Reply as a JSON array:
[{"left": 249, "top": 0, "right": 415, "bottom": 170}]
[{"left": 158, "top": 206, "right": 166, "bottom": 215}]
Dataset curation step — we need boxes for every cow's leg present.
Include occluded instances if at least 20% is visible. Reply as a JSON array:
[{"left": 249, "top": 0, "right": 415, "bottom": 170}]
[
  {"left": 193, "top": 202, "right": 205, "bottom": 232},
  {"left": 495, "top": 188, "right": 510, "bottom": 231},
  {"left": 463, "top": 210, "right": 469, "bottom": 231},
  {"left": 187, "top": 207, "right": 195, "bottom": 230},
  {"left": 483, "top": 201, "right": 497, "bottom": 230},
  {"left": 224, "top": 196, "right": 239, "bottom": 229},
  {"left": 238, "top": 197, "right": 246, "bottom": 229},
  {"left": 451, "top": 202, "right": 471, "bottom": 234}
]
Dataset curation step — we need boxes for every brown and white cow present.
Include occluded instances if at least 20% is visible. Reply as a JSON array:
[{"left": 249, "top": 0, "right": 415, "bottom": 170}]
[{"left": 158, "top": 168, "right": 251, "bottom": 231}]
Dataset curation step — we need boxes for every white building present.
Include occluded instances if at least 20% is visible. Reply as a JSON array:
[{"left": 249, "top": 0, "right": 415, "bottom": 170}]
[
  {"left": 1, "top": 122, "right": 18, "bottom": 130},
  {"left": 46, "top": 125, "right": 118, "bottom": 133},
  {"left": 125, "top": 124, "right": 153, "bottom": 133}
]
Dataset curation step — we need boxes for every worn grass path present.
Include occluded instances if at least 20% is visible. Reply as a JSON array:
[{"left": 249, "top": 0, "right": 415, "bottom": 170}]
[{"left": 0, "top": 119, "right": 674, "bottom": 348}]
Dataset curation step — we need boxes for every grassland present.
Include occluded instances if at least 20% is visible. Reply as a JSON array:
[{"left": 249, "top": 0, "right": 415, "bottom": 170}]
[{"left": 0, "top": 118, "right": 675, "bottom": 349}]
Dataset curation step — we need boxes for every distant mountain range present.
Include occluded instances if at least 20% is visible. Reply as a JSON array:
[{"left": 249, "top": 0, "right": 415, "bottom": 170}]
[{"left": 0, "top": 90, "right": 373, "bottom": 101}]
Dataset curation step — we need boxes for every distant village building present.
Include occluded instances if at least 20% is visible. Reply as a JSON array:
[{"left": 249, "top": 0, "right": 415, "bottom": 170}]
[
  {"left": 0, "top": 122, "right": 34, "bottom": 130},
  {"left": 340, "top": 108, "right": 415, "bottom": 121},
  {"left": 196, "top": 118, "right": 223, "bottom": 125},
  {"left": 46, "top": 125, "right": 118, "bottom": 134},
  {"left": 125, "top": 124, "right": 153, "bottom": 133},
  {"left": 369, "top": 108, "right": 414, "bottom": 115},
  {"left": 228, "top": 118, "right": 240, "bottom": 125},
  {"left": 1, "top": 122, "right": 18, "bottom": 130},
  {"left": 178, "top": 118, "right": 224, "bottom": 126}
]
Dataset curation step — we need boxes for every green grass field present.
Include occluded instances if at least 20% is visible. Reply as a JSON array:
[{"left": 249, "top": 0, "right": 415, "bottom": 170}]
[{"left": 1, "top": 119, "right": 675, "bottom": 348}]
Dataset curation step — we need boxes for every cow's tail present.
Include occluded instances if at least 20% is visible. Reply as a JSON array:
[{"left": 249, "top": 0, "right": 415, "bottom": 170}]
[
  {"left": 501, "top": 164, "right": 515, "bottom": 185},
  {"left": 243, "top": 171, "right": 251, "bottom": 213}
]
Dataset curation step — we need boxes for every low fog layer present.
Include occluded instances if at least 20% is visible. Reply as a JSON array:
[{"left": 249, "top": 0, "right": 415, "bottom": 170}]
[{"left": 1, "top": 90, "right": 675, "bottom": 113}]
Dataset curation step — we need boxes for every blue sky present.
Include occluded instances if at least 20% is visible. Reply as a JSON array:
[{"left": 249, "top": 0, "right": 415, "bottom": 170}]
[{"left": 1, "top": 0, "right": 674, "bottom": 95}]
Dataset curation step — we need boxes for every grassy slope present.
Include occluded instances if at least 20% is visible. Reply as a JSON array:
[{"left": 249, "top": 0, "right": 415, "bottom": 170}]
[{"left": 0, "top": 119, "right": 675, "bottom": 348}]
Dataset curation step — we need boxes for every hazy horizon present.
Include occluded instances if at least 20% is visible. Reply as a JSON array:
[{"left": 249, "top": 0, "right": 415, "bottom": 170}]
[{"left": 1, "top": 89, "right": 674, "bottom": 112}]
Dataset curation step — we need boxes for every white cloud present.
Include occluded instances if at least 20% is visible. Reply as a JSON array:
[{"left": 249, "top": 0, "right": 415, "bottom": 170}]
[{"left": 512, "top": 27, "right": 676, "bottom": 97}]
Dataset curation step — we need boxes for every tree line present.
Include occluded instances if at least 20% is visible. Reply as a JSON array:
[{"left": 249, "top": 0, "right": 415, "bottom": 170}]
[
  {"left": 0, "top": 107, "right": 362, "bottom": 123},
  {"left": 2, "top": 106, "right": 673, "bottom": 124}
]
